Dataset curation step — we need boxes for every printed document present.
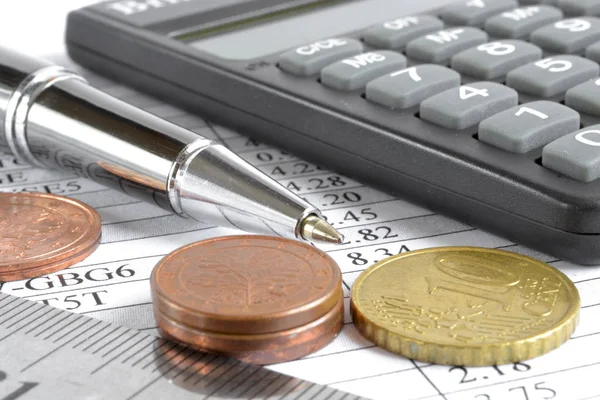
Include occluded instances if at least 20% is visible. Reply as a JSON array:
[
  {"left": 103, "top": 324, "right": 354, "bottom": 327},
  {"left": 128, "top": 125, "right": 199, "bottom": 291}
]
[{"left": 1, "top": 2, "right": 600, "bottom": 399}]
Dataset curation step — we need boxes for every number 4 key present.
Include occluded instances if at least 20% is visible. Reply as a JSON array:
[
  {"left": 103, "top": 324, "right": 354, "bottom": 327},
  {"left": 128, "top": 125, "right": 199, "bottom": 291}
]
[{"left": 420, "top": 82, "right": 518, "bottom": 130}]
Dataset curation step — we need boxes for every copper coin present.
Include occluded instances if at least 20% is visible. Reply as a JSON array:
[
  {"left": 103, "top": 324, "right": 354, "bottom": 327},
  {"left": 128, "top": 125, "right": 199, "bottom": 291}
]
[
  {"left": 150, "top": 235, "right": 342, "bottom": 334},
  {"left": 0, "top": 192, "right": 101, "bottom": 281},
  {"left": 155, "top": 298, "right": 344, "bottom": 365}
]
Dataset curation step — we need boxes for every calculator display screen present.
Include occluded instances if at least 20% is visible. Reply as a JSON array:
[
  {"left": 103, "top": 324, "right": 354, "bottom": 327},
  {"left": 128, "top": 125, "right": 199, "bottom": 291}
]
[{"left": 185, "top": 0, "right": 418, "bottom": 60}]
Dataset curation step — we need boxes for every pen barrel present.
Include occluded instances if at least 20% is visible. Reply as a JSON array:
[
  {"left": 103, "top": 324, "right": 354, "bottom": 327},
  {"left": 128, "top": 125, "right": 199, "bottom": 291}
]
[
  {"left": 0, "top": 48, "right": 52, "bottom": 154},
  {"left": 0, "top": 47, "right": 201, "bottom": 211},
  {"left": 23, "top": 78, "right": 201, "bottom": 210}
]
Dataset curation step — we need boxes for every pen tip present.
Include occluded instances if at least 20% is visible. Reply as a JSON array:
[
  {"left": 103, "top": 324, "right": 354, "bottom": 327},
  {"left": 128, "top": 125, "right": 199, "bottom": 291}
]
[{"left": 300, "top": 215, "right": 345, "bottom": 245}]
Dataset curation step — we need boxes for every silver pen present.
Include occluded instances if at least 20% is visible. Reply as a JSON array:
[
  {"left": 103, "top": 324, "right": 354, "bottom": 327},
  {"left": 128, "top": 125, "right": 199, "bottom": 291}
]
[{"left": 0, "top": 47, "right": 343, "bottom": 245}]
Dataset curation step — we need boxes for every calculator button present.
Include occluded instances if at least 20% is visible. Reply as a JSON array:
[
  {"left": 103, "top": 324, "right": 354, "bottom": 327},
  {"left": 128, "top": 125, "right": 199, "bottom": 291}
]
[
  {"left": 362, "top": 15, "right": 444, "bottom": 50},
  {"left": 506, "top": 55, "right": 600, "bottom": 99},
  {"left": 585, "top": 40, "right": 600, "bottom": 62},
  {"left": 558, "top": 0, "right": 600, "bottom": 16},
  {"left": 420, "top": 82, "right": 518, "bottom": 130},
  {"left": 478, "top": 101, "right": 580, "bottom": 152},
  {"left": 440, "top": 0, "right": 518, "bottom": 27},
  {"left": 565, "top": 78, "right": 600, "bottom": 116},
  {"left": 278, "top": 38, "right": 363, "bottom": 76},
  {"left": 365, "top": 65, "right": 460, "bottom": 109},
  {"left": 451, "top": 40, "right": 542, "bottom": 80},
  {"left": 542, "top": 125, "right": 600, "bottom": 181},
  {"left": 530, "top": 17, "right": 600, "bottom": 53},
  {"left": 320, "top": 51, "right": 407, "bottom": 91},
  {"left": 406, "top": 27, "right": 488, "bottom": 65},
  {"left": 484, "top": 6, "right": 564, "bottom": 39}
]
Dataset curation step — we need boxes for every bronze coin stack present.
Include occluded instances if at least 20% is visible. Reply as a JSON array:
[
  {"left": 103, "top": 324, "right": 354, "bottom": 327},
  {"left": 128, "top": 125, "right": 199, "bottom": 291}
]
[
  {"left": 0, "top": 193, "right": 101, "bottom": 281},
  {"left": 150, "top": 235, "right": 344, "bottom": 364}
]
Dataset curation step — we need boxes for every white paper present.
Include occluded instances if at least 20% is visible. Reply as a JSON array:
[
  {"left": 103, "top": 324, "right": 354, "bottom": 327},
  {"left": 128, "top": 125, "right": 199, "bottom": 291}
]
[{"left": 2, "top": 2, "right": 600, "bottom": 399}]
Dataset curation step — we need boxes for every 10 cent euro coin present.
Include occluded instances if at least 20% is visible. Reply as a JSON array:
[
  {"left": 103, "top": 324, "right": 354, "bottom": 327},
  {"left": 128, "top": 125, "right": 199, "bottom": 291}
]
[{"left": 350, "top": 247, "right": 580, "bottom": 366}]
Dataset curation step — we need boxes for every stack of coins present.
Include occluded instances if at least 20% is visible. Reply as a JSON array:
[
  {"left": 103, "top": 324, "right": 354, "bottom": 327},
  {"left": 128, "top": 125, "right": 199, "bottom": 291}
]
[
  {"left": 151, "top": 235, "right": 344, "bottom": 364},
  {"left": 351, "top": 247, "right": 581, "bottom": 366},
  {"left": 0, "top": 193, "right": 101, "bottom": 281}
]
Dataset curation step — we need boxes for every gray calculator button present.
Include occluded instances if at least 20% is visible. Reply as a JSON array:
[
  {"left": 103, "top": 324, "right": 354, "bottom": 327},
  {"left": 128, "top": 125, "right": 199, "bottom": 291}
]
[
  {"left": 506, "top": 55, "right": 600, "bottom": 99},
  {"left": 565, "top": 77, "right": 600, "bottom": 116},
  {"left": 278, "top": 38, "right": 363, "bottom": 76},
  {"left": 362, "top": 15, "right": 444, "bottom": 50},
  {"left": 530, "top": 17, "right": 600, "bottom": 53},
  {"left": 484, "top": 6, "right": 564, "bottom": 39},
  {"left": 479, "top": 101, "right": 580, "bottom": 152},
  {"left": 406, "top": 27, "right": 488, "bottom": 65},
  {"left": 440, "top": 0, "right": 518, "bottom": 27},
  {"left": 420, "top": 81, "right": 518, "bottom": 130},
  {"left": 320, "top": 51, "right": 407, "bottom": 91},
  {"left": 451, "top": 40, "right": 542, "bottom": 80},
  {"left": 586, "top": 40, "right": 600, "bottom": 62},
  {"left": 558, "top": 0, "right": 600, "bottom": 16},
  {"left": 542, "top": 125, "right": 600, "bottom": 181},
  {"left": 365, "top": 65, "right": 460, "bottom": 109}
]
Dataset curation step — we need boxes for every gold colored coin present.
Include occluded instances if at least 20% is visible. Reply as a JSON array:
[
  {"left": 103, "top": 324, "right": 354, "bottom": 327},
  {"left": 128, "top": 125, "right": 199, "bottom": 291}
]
[{"left": 350, "top": 247, "right": 580, "bottom": 366}]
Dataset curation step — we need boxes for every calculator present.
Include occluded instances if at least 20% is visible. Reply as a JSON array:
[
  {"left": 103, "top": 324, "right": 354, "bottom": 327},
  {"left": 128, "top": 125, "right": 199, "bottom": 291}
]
[{"left": 66, "top": 0, "right": 600, "bottom": 264}]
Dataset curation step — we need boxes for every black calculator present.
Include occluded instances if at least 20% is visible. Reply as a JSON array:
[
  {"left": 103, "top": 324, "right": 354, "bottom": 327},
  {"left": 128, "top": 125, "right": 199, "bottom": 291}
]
[{"left": 67, "top": 0, "right": 600, "bottom": 264}]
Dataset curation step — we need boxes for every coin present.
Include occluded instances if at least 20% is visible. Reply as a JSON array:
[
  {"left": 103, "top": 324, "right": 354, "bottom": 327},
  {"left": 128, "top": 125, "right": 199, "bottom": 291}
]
[
  {"left": 151, "top": 235, "right": 342, "bottom": 335},
  {"left": 155, "top": 298, "right": 343, "bottom": 365},
  {"left": 0, "top": 192, "right": 101, "bottom": 281},
  {"left": 351, "top": 247, "right": 580, "bottom": 366}
]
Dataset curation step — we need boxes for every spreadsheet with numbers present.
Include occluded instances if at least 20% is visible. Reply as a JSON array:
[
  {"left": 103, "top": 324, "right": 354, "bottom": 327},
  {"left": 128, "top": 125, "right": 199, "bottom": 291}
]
[
  {"left": 1, "top": 55, "right": 600, "bottom": 400},
  {"left": 2, "top": 1, "right": 600, "bottom": 397}
]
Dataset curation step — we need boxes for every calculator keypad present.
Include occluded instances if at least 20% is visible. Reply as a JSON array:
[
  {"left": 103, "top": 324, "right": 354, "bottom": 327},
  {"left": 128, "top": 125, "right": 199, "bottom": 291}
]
[
  {"left": 362, "top": 16, "right": 444, "bottom": 50},
  {"left": 275, "top": 0, "right": 600, "bottom": 183},
  {"left": 320, "top": 51, "right": 407, "bottom": 91},
  {"left": 478, "top": 101, "right": 580, "bottom": 152},
  {"left": 451, "top": 40, "right": 542, "bottom": 80},
  {"left": 278, "top": 38, "right": 363, "bottom": 77},
  {"left": 406, "top": 27, "right": 488, "bottom": 64},
  {"left": 420, "top": 82, "right": 518, "bottom": 129},
  {"left": 440, "top": 0, "right": 518, "bottom": 27},
  {"left": 530, "top": 17, "right": 600, "bottom": 53},
  {"left": 484, "top": 5, "right": 563, "bottom": 39},
  {"left": 365, "top": 65, "right": 460, "bottom": 109}
]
